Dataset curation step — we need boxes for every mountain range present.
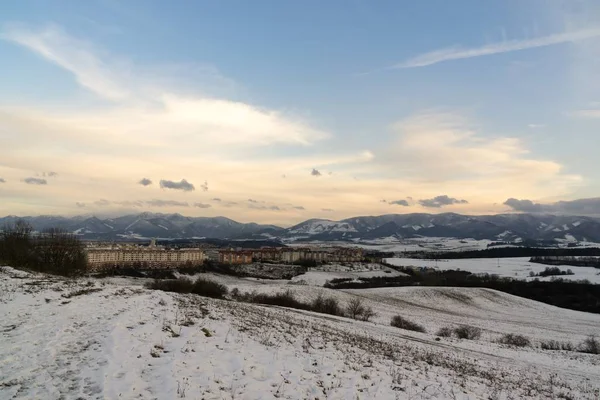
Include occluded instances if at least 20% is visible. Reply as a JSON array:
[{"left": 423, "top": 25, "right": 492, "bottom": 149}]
[{"left": 2, "top": 212, "right": 600, "bottom": 244}]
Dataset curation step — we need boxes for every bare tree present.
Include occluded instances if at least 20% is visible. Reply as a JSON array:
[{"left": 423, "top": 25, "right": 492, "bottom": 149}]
[
  {"left": 34, "top": 228, "right": 87, "bottom": 276},
  {"left": 346, "top": 297, "right": 365, "bottom": 320},
  {"left": 0, "top": 220, "right": 34, "bottom": 268}
]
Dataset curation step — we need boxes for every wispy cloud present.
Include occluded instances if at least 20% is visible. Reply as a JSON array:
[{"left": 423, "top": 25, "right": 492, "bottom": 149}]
[
  {"left": 146, "top": 199, "right": 189, "bottom": 207},
  {"left": 393, "top": 28, "right": 600, "bottom": 68},
  {"left": 138, "top": 178, "right": 153, "bottom": 186},
  {"left": 311, "top": 168, "right": 322, "bottom": 177},
  {"left": 571, "top": 109, "right": 600, "bottom": 118},
  {"left": 193, "top": 202, "right": 211, "bottom": 208},
  {"left": 75, "top": 202, "right": 86, "bottom": 208},
  {"left": 0, "top": 178, "right": 5, "bottom": 183}
]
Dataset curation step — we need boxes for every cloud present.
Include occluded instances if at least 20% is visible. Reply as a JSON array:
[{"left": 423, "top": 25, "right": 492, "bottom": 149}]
[
  {"left": 40, "top": 171, "right": 58, "bottom": 177},
  {"left": 94, "top": 199, "right": 111, "bottom": 206},
  {"left": 503, "top": 198, "right": 544, "bottom": 213},
  {"left": 23, "top": 177, "right": 47, "bottom": 185},
  {"left": 269, "top": 205, "right": 280, "bottom": 211},
  {"left": 211, "top": 198, "right": 222, "bottom": 202},
  {"left": 527, "top": 124, "right": 545, "bottom": 129},
  {"left": 146, "top": 199, "right": 189, "bottom": 207},
  {"left": 3, "top": 24, "right": 131, "bottom": 101},
  {"left": 200, "top": 181, "right": 208, "bottom": 191},
  {"left": 388, "top": 112, "right": 581, "bottom": 197},
  {"left": 504, "top": 197, "right": 600, "bottom": 215},
  {"left": 113, "top": 200, "right": 143, "bottom": 207},
  {"left": 193, "top": 202, "right": 211, "bottom": 208},
  {"left": 138, "top": 178, "right": 152, "bottom": 186},
  {"left": 571, "top": 109, "right": 600, "bottom": 118},
  {"left": 2, "top": 24, "right": 328, "bottom": 146},
  {"left": 159, "top": 179, "right": 195, "bottom": 192},
  {"left": 393, "top": 28, "right": 600, "bottom": 68},
  {"left": 75, "top": 202, "right": 86, "bottom": 208},
  {"left": 293, "top": 206, "right": 305, "bottom": 210},
  {"left": 0, "top": 178, "right": 5, "bottom": 183},
  {"left": 311, "top": 168, "right": 322, "bottom": 177},
  {"left": 419, "top": 195, "right": 468, "bottom": 208},
  {"left": 322, "top": 208, "right": 334, "bottom": 212},
  {"left": 248, "top": 199, "right": 258, "bottom": 203},
  {"left": 389, "top": 199, "right": 410, "bottom": 206}
]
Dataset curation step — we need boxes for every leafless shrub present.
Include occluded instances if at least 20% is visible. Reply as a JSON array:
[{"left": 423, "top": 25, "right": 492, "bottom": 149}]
[
  {"left": 454, "top": 325, "right": 482, "bottom": 340},
  {"left": 540, "top": 340, "right": 574, "bottom": 351},
  {"left": 345, "top": 297, "right": 377, "bottom": 321},
  {"left": 360, "top": 306, "right": 377, "bottom": 322},
  {"left": 346, "top": 297, "right": 365, "bottom": 319},
  {"left": 390, "top": 315, "right": 426, "bottom": 333},
  {"left": 579, "top": 335, "right": 599, "bottom": 354},
  {"left": 497, "top": 333, "right": 531, "bottom": 347},
  {"left": 61, "top": 287, "right": 103, "bottom": 298},
  {"left": 146, "top": 277, "right": 227, "bottom": 299},
  {"left": 436, "top": 326, "right": 453, "bottom": 337},
  {"left": 311, "top": 293, "right": 343, "bottom": 316}
]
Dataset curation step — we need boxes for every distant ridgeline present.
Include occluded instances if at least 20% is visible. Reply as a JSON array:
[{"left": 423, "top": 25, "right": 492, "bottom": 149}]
[{"left": 412, "top": 246, "right": 600, "bottom": 260}]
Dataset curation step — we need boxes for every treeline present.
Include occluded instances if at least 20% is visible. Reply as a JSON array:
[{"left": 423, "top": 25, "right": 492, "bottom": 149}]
[
  {"left": 407, "top": 246, "right": 600, "bottom": 260},
  {"left": 0, "top": 220, "right": 87, "bottom": 276},
  {"left": 530, "top": 256, "right": 600, "bottom": 269},
  {"left": 325, "top": 265, "right": 600, "bottom": 314}
]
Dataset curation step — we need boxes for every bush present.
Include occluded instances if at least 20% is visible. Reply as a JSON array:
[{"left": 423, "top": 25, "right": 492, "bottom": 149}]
[
  {"left": 360, "top": 306, "right": 377, "bottom": 322},
  {"left": 311, "top": 294, "right": 343, "bottom": 316},
  {"left": 191, "top": 277, "right": 228, "bottom": 299},
  {"left": 390, "top": 315, "right": 426, "bottom": 333},
  {"left": 146, "top": 277, "right": 195, "bottom": 293},
  {"left": 579, "top": 335, "right": 599, "bottom": 354},
  {"left": 436, "top": 327, "right": 453, "bottom": 337},
  {"left": 454, "top": 325, "right": 482, "bottom": 340},
  {"left": 146, "top": 277, "right": 228, "bottom": 299},
  {"left": 540, "top": 340, "right": 574, "bottom": 351},
  {"left": 498, "top": 333, "right": 531, "bottom": 347},
  {"left": 248, "top": 290, "right": 312, "bottom": 311}
]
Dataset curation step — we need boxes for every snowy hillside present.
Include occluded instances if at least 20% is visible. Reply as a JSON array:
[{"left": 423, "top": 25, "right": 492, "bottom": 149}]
[{"left": 2, "top": 267, "right": 599, "bottom": 399}]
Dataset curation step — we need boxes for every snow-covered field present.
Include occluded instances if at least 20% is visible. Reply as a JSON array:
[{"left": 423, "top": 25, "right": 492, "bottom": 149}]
[
  {"left": 385, "top": 257, "right": 600, "bottom": 284},
  {"left": 318, "top": 237, "right": 600, "bottom": 254},
  {"left": 2, "top": 266, "right": 600, "bottom": 399},
  {"left": 289, "top": 263, "right": 406, "bottom": 286}
]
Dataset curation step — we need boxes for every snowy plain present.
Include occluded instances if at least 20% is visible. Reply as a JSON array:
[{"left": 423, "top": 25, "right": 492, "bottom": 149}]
[
  {"left": 2, "top": 266, "right": 600, "bottom": 399},
  {"left": 385, "top": 257, "right": 600, "bottom": 284}
]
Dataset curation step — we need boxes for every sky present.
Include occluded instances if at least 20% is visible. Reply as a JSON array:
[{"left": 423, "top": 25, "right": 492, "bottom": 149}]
[{"left": 1, "top": 0, "right": 600, "bottom": 226}]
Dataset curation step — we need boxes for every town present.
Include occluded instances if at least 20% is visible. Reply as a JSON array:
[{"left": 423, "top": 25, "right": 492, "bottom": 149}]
[{"left": 85, "top": 239, "right": 365, "bottom": 272}]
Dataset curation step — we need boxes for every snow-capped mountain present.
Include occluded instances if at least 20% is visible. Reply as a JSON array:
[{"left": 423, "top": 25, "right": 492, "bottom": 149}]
[
  {"left": 2, "top": 212, "right": 600, "bottom": 243},
  {"left": 0, "top": 213, "right": 283, "bottom": 240}
]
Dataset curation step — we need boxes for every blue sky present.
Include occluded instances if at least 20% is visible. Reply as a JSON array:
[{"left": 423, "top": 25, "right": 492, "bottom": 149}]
[{"left": 1, "top": 0, "right": 600, "bottom": 224}]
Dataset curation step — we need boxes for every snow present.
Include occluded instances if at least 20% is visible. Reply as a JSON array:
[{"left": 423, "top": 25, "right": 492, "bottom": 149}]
[
  {"left": 158, "top": 224, "right": 169, "bottom": 230},
  {"left": 385, "top": 257, "right": 600, "bottom": 284},
  {"left": 573, "top": 221, "right": 582, "bottom": 227},
  {"left": 290, "top": 263, "right": 407, "bottom": 286},
  {"left": 562, "top": 224, "right": 570, "bottom": 231},
  {"left": 2, "top": 266, "right": 600, "bottom": 399},
  {"left": 288, "top": 220, "right": 357, "bottom": 235}
]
